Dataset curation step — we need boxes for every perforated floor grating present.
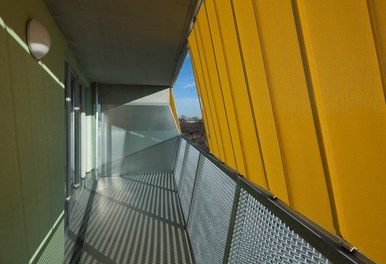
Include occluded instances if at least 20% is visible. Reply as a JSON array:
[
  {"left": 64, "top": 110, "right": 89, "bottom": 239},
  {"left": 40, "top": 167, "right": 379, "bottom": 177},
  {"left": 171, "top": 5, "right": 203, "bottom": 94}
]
[{"left": 65, "top": 173, "right": 193, "bottom": 264}]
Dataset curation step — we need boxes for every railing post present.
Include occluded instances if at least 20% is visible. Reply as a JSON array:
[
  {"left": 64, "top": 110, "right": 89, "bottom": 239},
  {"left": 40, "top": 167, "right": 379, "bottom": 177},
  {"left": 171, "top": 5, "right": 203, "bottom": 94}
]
[
  {"left": 172, "top": 136, "right": 182, "bottom": 180},
  {"left": 187, "top": 152, "right": 204, "bottom": 230},
  {"left": 177, "top": 141, "right": 191, "bottom": 191},
  {"left": 222, "top": 177, "right": 241, "bottom": 264}
]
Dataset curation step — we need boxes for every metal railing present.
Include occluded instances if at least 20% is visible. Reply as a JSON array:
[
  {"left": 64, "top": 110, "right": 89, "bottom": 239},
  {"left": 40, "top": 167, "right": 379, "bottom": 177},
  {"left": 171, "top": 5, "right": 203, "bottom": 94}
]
[{"left": 174, "top": 135, "right": 374, "bottom": 264}]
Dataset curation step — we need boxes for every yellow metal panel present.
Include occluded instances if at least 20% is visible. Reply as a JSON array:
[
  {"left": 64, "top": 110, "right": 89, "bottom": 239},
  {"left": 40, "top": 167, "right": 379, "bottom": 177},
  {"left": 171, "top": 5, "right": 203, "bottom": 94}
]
[
  {"left": 367, "top": 0, "right": 386, "bottom": 99},
  {"left": 203, "top": 0, "right": 246, "bottom": 174},
  {"left": 297, "top": 1, "right": 386, "bottom": 262},
  {"left": 196, "top": 7, "right": 237, "bottom": 168},
  {"left": 189, "top": 30, "right": 217, "bottom": 153},
  {"left": 189, "top": 29, "right": 218, "bottom": 153},
  {"left": 231, "top": 0, "right": 289, "bottom": 203},
  {"left": 169, "top": 88, "right": 180, "bottom": 132},
  {"left": 189, "top": 53, "right": 213, "bottom": 151},
  {"left": 193, "top": 27, "right": 225, "bottom": 159},
  {"left": 211, "top": 0, "right": 268, "bottom": 188},
  {"left": 250, "top": 0, "right": 335, "bottom": 232}
]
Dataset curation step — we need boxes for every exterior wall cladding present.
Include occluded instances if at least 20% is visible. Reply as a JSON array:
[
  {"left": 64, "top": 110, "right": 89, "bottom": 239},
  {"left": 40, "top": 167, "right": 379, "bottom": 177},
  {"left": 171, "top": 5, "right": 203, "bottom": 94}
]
[
  {"left": 188, "top": 0, "right": 386, "bottom": 262},
  {"left": 0, "top": 0, "right": 91, "bottom": 263}
]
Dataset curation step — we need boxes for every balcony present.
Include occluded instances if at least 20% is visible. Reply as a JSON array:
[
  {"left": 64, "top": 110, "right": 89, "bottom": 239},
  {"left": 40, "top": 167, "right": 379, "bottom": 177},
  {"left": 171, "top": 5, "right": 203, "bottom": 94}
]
[
  {"left": 63, "top": 136, "right": 368, "bottom": 264},
  {"left": 0, "top": 0, "right": 384, "bottom": 263}
]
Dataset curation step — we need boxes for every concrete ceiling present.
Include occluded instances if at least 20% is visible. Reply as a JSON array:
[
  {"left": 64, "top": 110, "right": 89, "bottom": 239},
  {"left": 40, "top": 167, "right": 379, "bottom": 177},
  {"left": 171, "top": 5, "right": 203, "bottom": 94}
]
[{"left": 44, "top": 0, "right": 198, "bottom": 86}]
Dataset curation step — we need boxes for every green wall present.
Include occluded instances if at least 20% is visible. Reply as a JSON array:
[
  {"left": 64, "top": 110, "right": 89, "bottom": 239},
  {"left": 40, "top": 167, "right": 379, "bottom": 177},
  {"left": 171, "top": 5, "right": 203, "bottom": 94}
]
[{"left": 0, "top": 0, "right": 90, "bottom": 262}]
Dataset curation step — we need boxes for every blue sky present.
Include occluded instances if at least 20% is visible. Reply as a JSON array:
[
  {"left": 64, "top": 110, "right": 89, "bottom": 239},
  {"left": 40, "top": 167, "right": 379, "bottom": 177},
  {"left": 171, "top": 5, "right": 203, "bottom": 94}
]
[{"left": 173, "top": 52, "right": 202, "bottom": 118}]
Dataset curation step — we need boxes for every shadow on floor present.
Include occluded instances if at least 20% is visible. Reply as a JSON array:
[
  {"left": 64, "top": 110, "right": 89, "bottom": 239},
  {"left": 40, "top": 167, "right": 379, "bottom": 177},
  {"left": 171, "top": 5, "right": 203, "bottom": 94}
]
[{"left": 65, "top": 173, "right": 193, "bottom": 264}]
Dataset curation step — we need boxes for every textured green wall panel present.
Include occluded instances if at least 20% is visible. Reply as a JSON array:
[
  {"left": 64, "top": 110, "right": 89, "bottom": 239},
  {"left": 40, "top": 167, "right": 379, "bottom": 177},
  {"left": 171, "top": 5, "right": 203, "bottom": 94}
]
[
  {"left": 1, "top": 0, "right": 89, "bottom": 262},
  {"left": 43, "top": 74, "right": 65, "bottom": 222},
  {"left": 26, "top": 51, "right": 51, "bottom": 254},
  {"left": 8, "top": 34, "right": 51, "bottom": 258},
  {"left": 0, "top": 25, "right": 29, "bottom": 264}
]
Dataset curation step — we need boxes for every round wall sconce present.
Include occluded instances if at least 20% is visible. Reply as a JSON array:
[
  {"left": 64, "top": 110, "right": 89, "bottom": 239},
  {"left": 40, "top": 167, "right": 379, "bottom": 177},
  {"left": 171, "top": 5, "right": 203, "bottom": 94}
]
[{"left": 27, "top": 19, "right": 51, "bottom": 60}]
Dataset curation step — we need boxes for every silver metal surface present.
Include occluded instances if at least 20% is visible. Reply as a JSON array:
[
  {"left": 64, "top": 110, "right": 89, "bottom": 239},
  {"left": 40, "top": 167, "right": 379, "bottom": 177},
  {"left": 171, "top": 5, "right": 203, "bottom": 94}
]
[
  {"left": 178, "top": 144, "right": 200, "bottom": 222},
  {"left": 66, "top": 174, "right": 192, "bottom": 264},
  {"left": 98, "top": 104, "right": 179, "bottom": 177},
  {"left": 229, "top": 189, "right": 330, "bottom": 264},
  {"left": 65, "top": 137, "right": 371, "bottom": 264},
  {"left": 187, "top": 157, "right": 236, "bottom": 264},
  {"left": 181, "top": 135, "right": 374, "bottom": 264},
  {"left": 174, "top": 138, "right": 186, "bottom": 187}
]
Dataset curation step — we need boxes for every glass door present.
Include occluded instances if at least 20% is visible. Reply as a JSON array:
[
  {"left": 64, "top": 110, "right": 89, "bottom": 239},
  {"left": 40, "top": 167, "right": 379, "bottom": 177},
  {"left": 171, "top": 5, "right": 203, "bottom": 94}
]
[{"left": 65, "top": 63, "right": 80, "bottom": 228}]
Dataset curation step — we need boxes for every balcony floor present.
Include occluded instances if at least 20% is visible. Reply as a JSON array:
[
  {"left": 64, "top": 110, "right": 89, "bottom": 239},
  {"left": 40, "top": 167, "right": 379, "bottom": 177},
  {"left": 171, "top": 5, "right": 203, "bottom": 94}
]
[{"left": 65, "top": 173, "right": 193, "bottom": 264}]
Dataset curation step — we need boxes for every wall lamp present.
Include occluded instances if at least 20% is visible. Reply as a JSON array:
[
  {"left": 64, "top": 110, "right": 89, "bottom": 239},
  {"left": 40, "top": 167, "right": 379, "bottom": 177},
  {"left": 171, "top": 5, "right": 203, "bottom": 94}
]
[{"left": 27, "top": 19, "right": 51, "bottom": 60}]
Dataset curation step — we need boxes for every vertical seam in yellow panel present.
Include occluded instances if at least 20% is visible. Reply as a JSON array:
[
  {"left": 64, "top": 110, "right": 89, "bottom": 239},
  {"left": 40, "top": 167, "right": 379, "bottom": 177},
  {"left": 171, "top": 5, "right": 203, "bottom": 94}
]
[
  {"left": 365, "top": 0, "right": 386, "bottom": 102},
  {"left": 204, "top": 1, "right": 247, "bottom": 174},
  {"left": 290, "top": 0, "right": 341, "bottom": 235},
  {"left": 197, "top": 21, "right": 226, "bottom": 159},
  {"left": 228, "top": 0, "right": 271, "bottom": 190},
  {"left": 250, "top": 0, "right": 293, "bottom": 207},
  {"left": 197, "top": 7, "right": 234, "bottom": 165},
  {"left": 193, "top": 29, "right": 221, "bottom": 155},
  {"left": 169, "top": 88, "right": 181, "bottom": 132},
  {"left": 194, "top": 26, "right": 225, "bottom": 159},
  {"left": 203, "top": 3, "right": 239, "bottom": 168},
  {"left": 189, "top": 42, "right": 214, "bottom": 151},
  {"left": 212, "top": 0, "right": 265, "bottom": 184},
  {"left": 192, "top": 29, "right": 217, "bottom": 154},
  {"left": 189, "top": 51, "right": 210, "bottom": 146}
]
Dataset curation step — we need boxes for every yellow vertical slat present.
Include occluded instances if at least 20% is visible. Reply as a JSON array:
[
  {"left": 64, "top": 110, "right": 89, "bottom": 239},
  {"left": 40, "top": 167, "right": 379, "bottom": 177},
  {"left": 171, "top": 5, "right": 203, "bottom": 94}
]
[
  {"left": 211, "top": 0, "right": 268, "bottom": 188},
  {"left": 230, "top": 0, "right": 289, "bottom": 203},
  {"left": 367, "top": 0, "right": 386, "bottom": 99},
  {"left": 196, "top": 7, "right": 237, "bottom": 168},
  {"left": 204, "top": 1, "right": 246, "bottom": 174},
  {"left": 296, "top": 0, "right": 386, "bottom": 262},
  {"left": 195, "top": 22, "right": 226, "bottom": 160},
  {"left": 169, "top": 88, "right": 180, "bottom": 132},
  {"left": 189, "top": 52, "right": 213, "bottom": 151},
  {"left": 249, "top": 0, "right": 335, "bottom": 232},
  {"left": 189, "top": 30, "right": 218, "bottom": 153}
]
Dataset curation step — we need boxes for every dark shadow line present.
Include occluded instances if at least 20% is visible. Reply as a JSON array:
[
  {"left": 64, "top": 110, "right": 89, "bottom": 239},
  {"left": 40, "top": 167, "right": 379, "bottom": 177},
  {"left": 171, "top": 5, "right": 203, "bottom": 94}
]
[
  {"left": 120, "top": 175, "right": 178, "bottom": 193},
  {"left": 95, "top": 191, "right": 185, "bottom": 229},
  {"left": 290, "top": 0, "right": 341, "bottom": 235},
  {"left": 82, "top": 242, "right": 118, "bottom": 264},
  {"left": 70, "top": 180, "right": 98, "bottom": 264},
  {"left": 65, "top": 229, "right": 78, "bottom": 243}
]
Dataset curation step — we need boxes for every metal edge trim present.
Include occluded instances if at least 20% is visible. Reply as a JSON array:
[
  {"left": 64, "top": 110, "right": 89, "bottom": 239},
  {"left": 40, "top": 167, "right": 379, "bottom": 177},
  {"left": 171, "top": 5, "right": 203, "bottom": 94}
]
[
  {"left": 181, "top": 134, "right": 239, "bottom": 182},
  {"left": 180, "top": 134, "right": 375, "bottom": 264},
  {"left": 29, "top": 211, "right": 65, "bottom": 264}
]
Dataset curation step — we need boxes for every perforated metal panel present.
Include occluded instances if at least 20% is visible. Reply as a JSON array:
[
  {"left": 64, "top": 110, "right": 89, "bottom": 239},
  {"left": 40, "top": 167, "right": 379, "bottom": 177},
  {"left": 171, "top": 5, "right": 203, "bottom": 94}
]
[
  {"left": 174, "top": 138, "right": 187, "bottom": 186},
  {"left": 188, "top": 158, "right": 236, "bottom": 264},
  {"left": 64, "top": 137, "right": 366, "bottom": 264},
  {"left": 228, "top": 189, "right": 330, "bottom": 264},
  {"left": 178, "top": 144, "right": 200, "bottom": 222}
]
